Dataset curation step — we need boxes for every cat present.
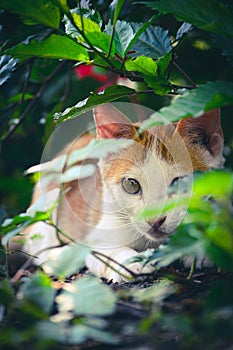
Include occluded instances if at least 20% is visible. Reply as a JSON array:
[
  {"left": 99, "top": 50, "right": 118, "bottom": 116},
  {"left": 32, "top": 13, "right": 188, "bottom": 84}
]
[{"left": 22, "top": 104, "right": 224, "bottom": 282}]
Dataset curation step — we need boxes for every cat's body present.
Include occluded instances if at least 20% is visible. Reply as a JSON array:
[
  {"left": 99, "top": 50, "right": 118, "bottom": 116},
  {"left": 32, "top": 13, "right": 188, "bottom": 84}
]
[{"left": 23, "top": 104, "right": 224, "bottom": 282}]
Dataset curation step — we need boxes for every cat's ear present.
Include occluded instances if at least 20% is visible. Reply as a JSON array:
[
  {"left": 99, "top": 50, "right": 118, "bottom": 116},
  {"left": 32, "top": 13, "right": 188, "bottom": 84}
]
[
  {"left": 93, "top": 103, "right": 137, "bottom": 139},
  {"left": 176, "top": 109, "right": 224, "bottom": 158}
]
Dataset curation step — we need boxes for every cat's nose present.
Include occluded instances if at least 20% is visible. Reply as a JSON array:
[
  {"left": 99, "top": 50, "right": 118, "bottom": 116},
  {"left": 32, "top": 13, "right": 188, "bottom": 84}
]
[{"left": 150, "top": 216, "right": 166, "bottom": 229}]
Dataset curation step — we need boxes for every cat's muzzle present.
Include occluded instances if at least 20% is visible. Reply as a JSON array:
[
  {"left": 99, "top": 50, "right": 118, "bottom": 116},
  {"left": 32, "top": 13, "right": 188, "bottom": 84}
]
[{"left": 147, "top": 216, "right": 167, "bottom": 240}]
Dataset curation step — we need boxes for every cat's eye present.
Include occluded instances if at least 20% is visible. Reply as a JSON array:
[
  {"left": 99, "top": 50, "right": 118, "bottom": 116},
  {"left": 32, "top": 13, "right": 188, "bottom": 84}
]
[
  {"left": 122, "top": 178, "right": 141, "bottom": 195},
  {"left": 168, "top": 175, "right": 191, "bottom": 196},
  {"left": 170, "top": 177, "right": 181, "bottom": 187}
]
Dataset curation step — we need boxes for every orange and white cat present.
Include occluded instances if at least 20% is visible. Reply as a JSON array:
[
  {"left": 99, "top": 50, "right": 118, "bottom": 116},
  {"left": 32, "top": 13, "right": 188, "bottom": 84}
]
[{"left": 23, "top": 104, "right": 224, "bottom": 282}]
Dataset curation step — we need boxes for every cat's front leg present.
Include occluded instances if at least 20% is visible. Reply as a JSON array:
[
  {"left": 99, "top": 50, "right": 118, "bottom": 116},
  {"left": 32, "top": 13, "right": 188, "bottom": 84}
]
[{"left": 86, "top": 247, "right": 154, "bottom": 283}]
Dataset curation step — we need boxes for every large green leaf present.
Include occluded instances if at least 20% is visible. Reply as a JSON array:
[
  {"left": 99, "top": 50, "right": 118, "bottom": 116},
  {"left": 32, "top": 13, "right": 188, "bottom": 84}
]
[
  {"left": 67, "top": 139, "right": 133, "bottom": 168},
  {"left": 193, "top": 171, "right": 233, "bottom": 198},
  {"left": 54, "top": 85, "right": 136, "bottom": 124},
  {"left": 57, "top": 276, "right": 117, "bottom": 316},
  {"left": 6, "top": 34, "right": 89, "bottom": 62},
  {"left": 149, "top": 228, "right": 206, "bottom": 268},
  {"left": 126, "top": 17, "right": 159, "bottom": 55},
  {"left": 126, "top": 56, "right": 157, "bottom": 75},
  {"left": 125, "top": 56, "right": 172, "bottom": 95},
  {"left": 85, "top": 32, "right": 115, "bottom": 55},
  {"left": 141, "top": 81, "right": 233, "bottom": 128},
  {"left": 105, "top": 20, "right": 134, "bottom": 57},
  {"left": 1, "top": 0, "right": 60, "bottom": 29},
  {"left": 105, "top": 16, "right": 158, "bottom": 57},
  {"left": 131, "top": 25, "right": 172, "bottom": 58},
  {"left": 43, "top": 244, "right": 90, "bottom": 278},
  {"left": 20, "top": 272, "right": 56, "bottom": 314},
  {"left": 144, "top": 0, "right": 233, "bottom": 39},
  {"left": 38, "top": 320, "right": 118, "bottom": 345}
]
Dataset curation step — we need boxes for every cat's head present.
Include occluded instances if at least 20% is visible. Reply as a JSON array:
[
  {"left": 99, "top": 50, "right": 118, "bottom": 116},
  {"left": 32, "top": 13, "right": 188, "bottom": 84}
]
[{"left": 93, "top": 103, "right": 224, "bottom": 247}]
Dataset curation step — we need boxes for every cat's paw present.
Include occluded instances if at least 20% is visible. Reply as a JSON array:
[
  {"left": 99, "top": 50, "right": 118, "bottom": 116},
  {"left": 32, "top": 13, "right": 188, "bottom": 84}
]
[
  {"left": 182, "top": 255, "right": 213, "bottom": 269},
  {"left": 86, "top": 248, "right": 154, "bottom": 283},
  {"left": 99, "top": 261, "right": 154, "bottom": 283}
]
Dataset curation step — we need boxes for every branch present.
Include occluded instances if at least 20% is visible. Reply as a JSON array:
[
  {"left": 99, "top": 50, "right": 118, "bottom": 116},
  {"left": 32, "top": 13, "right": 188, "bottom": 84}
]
[
  {"left": 2, "top": 61, "right": 66, "bottom": 142},
  {"left": 172, "top": 61, "right": 196, "bottom": 88}
]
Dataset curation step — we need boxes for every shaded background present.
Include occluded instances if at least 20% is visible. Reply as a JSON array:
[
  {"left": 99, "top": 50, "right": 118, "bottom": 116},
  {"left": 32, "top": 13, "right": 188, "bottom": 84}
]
[{"left": 1, "top": 0, "right": 233, "bottom": 217}]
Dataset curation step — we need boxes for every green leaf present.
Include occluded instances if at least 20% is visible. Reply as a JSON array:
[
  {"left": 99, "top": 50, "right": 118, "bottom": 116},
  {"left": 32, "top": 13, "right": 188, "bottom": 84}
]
[
  {"left": 2, "top": 221, "right": 31, "bottom": 246},
  {"left": 131, "top": 25, "right": 172, "bottom": 58},
  {"left": 105, "top": 16, "right": 158, "bottom": 57},
  {"left": 176, "top": 22, "right": 193, "bottom": 40},
  {"left": 20, "top": 272, "right": 55, "bottom": 314},
  {"left": 43, "top": 244, "right": 90, "bottom": 278},
  {"left": 2, "top": 214, "right": 32, "bottom": 229},
  {"left": 205, "top": 241, "right": 233, "bottom": 273},
  {"left": 0, "top": 279, "right": 15, "bottom": 308},
  {"left": 132, "top": 279, "right": 176, "bottom": 303},
  {"left": 25, "top": 154, "right": 67, "bottom": 175},
  {"left": 206, "top": 226, "right": 233, "bottom": 256},
  {"left": 85, "top": 32, "right": 115, "bottom": 55},
  {"left": 1, "top": 0, "right": 60, "bottom": 29},
  {"left": 51, "top": 0, "right": 69, "bottom": 13},
  {"left": 126, "top": 56, "right": 158, "bottom": 75},
  {"left": 193, "top": 171, "right": 233, "bottom": 198},
  {"left": 6, "top": 34, "right": 89, "bottom": 62},
  {"left": 125, "top": 16, "right": 159, "bottom": 54},
  {"left": 72, "top": 13, "right": 101, "bottom": 33},
  {"left": 54, "top": 85, "right": 136, "bottom": 124},
  {"left": 1, "top": 190, "right": 58, "bottom": 244},
  {"left": 145, "top": 76, "right": 172, "bottom": 95},
  {"left": 0, "top": 56, "right": 18, "bottom": 86},
  {"left": 125, "top": 56, "right": 171, "bottom": 95},
  {"left": 8, "top": 92, "right": 34, "bottom": 103},
  {"left": 57, "top": 276, "right": 117, "bottom": 316},
  {"left": 38, "top": 320, "right": 118, "bottom": 345},
  {"left": 111, "top": 0, "right": 125, "bottom": 26},
  {"left": 67, "top": 139, "right": 133, "bottom": 168},
  {"left": 38, "top": 321, "right": 87, "bottom": 344},
  {"left": 105, "top": 20, "right": 134, "bottom": 57},
  {"left": 144, "top": 0, "right": 233, "bottom": 39},
  {"left": 61, "top": 164, "right": 96, "bottom": 183},
  {"left": 151, "top": 227, "right": 206, "bottom": 268},
  {"left": 142, "top": 81, "right": 233, "bottom": 128}
]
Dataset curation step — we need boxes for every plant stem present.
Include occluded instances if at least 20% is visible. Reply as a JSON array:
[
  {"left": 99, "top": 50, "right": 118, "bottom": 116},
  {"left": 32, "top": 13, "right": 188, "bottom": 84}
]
[
  {"left": 64, "top": 8, "right": 116, "bottom": 71},
  {"left": 107, "top": 24, "right": 115, "bottom": 58},
  {"left": 187, "top": 257, "right": 196, "bottom": 280}
]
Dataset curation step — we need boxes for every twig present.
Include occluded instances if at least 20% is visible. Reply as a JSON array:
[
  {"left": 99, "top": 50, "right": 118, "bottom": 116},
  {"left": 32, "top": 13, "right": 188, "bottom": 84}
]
[
  {"left": 187, "top": 257, "right": 196, "bottom": 280},
  {"left": 61, "top": 62, "right": 72, "bottom": 106},
  {"left": 2, "top": 61, "right": 66, "bottom": 142},
  {"left": 172, "top": 61, "right": 196, "bottom": 88},
  {"left": 11, "top": 243, "right": 67, "bottom": 283},
  {"left": 20, "top": 59, "right": 34, "bottom": 104},
  {"left": 92, "top": 250, "right": 139, "bottom": 280}
]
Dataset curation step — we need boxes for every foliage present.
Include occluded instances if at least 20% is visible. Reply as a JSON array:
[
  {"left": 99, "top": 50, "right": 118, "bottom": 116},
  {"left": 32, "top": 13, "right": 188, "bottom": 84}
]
[{"left": 0, "top": 0, "right": 233, "bottom": 349}]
